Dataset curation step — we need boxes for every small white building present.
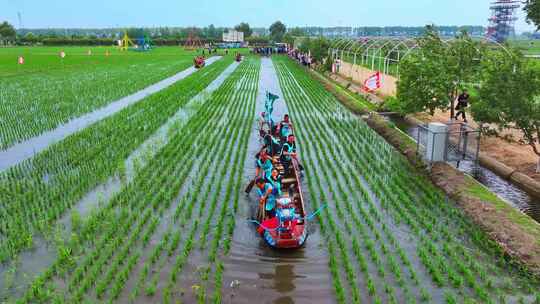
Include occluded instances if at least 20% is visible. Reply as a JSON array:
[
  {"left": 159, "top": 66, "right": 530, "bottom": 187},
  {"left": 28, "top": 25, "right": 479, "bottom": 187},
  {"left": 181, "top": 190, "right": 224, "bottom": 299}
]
[{"left": 222, "top": 30, "right": 244, "bottom": 42}]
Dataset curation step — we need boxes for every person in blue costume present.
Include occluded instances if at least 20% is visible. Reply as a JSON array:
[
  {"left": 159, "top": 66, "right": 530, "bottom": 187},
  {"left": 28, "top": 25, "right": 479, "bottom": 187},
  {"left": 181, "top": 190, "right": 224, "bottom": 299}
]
[
  {"left": 277, "top": 114, "right": 294, "bottom": 143},
  {"left": 262, "top": 133, "right": 281, "bottom": 157},
  {"left": 245, "top": 150, "right": 273, "bottom": 194},
  {"left": 280, "top": 134, "right": 297, "bottom": 174},
  {"left": 265, "top": 168, "right": 282, "bottom": 198},
  {"left": 255, "top": 178, "right": 277, "bottom": 219}
]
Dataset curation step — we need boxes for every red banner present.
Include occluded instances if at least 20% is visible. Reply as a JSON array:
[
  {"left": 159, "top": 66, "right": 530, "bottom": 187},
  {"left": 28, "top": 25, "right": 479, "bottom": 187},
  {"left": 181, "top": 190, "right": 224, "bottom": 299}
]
[{"left": 363, "top": 71, "right": 381, "bottom": 92}]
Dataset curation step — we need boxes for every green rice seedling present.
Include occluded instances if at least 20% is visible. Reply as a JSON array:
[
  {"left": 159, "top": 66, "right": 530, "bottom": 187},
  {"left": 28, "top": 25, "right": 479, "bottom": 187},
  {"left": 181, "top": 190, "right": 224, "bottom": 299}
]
[
  {"left": 444, "top": 292, "right": 458, "bottom": 304},
  {"left": 420, "top": 288, "right": 431, "bottom": 302}
]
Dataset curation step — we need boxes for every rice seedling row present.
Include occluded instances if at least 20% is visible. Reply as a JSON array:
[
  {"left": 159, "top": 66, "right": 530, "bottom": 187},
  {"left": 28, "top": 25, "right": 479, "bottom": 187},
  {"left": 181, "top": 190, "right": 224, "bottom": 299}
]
[
  {"left": 276, "top": 58, "right": 412, "bottom": 303},
  {"left": 273, "top": 56, "right": 539, "bottom": 303},
  {"left": 0, "top": 56, "right": 234, "bottom": 264},
  {"left": 0, "top": 47, "right": 201, "bottom": 149}
]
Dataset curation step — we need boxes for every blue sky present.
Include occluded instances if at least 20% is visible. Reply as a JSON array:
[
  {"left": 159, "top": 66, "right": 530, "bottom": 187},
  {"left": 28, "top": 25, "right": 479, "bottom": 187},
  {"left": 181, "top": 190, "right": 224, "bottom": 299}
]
[{"left": 1, "top": 0, "right": 536, "bottom": 33}]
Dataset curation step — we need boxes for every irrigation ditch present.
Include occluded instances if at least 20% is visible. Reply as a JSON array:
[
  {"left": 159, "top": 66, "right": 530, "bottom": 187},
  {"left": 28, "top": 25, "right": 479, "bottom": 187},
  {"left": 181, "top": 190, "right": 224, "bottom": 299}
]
[{"left": 221, "top": 57, "right": 334, "bottom": 304}]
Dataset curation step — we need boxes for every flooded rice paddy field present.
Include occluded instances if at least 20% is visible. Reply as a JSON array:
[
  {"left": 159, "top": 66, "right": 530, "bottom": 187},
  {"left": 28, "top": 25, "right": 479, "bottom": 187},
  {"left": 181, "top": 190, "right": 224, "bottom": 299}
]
[
  {"left": 0, "top": 54, "right": 539, "bottom": 303},
  {"left": 0, "top": 47, "right": 201, "bottom": 150}
]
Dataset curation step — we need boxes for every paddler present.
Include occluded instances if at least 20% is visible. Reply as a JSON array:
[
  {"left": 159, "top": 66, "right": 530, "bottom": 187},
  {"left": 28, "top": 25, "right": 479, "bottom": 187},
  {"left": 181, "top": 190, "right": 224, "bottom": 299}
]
[
  {"left": 262, "top": 133, "right": 280, "bottom": 157},
  {"left": 245, "top": 150, "right": 273, "bottom": 193},
  {"left": 277, "top": 114, "right": 293, "bottom": 143},
  {"left": 255, "top": 178, "right": 277, "bottom": 219},
  {"left": 265, "top": 168, "right": 282, "bottom": 197},
  {"left": 258, "top": 112, "right": 271, "bottom": 137},
  {"left": 279, "top": 134, "right": 297, "bottom": 174}
]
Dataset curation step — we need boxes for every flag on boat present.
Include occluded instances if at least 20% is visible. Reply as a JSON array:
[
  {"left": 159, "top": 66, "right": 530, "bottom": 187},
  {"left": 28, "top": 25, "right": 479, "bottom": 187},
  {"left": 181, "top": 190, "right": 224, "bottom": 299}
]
[
  {"left": 18, "top": 56, "right": 24, "bottom": 65},
  {"left": 363, "top": 71, "right": 381, "bottom": 92}
]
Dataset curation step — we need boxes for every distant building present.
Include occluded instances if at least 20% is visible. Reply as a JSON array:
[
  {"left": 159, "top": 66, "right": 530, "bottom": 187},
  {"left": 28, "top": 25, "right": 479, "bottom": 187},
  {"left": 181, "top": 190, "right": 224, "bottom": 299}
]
[{"left": 223, "top": 30, "right": 244, "bottom": 42}]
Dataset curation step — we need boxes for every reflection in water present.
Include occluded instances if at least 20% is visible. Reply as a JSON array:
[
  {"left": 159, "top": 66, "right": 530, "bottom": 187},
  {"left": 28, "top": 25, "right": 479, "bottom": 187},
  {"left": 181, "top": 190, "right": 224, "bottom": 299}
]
[
  {"left": 274, "top": 296, "right": 295, "bottom": 304},
  {"left": 258, "top": 264, "right": 303, "bottom": 293}
]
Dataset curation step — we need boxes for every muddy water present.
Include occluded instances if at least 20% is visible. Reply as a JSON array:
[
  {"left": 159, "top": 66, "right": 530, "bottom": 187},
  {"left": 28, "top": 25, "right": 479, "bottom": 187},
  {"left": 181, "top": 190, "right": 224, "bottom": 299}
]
[
  {"left": 382, "top": 113, "right": 540, "bottom": 222},
  {"left": 0, "top": 236, "right": 56, "bottom": 301},
  {"left": 222, "top": 58, "right": 334, "bottom": 304},
  {"left": 0, "top": 56, "right": 222, "bottom": 173}
]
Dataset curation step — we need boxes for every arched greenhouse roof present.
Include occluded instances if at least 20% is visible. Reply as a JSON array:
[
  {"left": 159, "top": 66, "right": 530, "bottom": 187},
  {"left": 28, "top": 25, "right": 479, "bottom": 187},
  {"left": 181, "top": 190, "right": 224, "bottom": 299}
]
[{"left": 329, "top": 36, "right": 512, "bottom": 77}]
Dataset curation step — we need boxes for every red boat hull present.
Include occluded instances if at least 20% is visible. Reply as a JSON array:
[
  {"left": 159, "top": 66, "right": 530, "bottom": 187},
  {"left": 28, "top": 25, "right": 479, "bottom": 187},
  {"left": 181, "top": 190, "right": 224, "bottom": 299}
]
[{"left": 256, "top": 159, "right": 307, "bottom": 249}]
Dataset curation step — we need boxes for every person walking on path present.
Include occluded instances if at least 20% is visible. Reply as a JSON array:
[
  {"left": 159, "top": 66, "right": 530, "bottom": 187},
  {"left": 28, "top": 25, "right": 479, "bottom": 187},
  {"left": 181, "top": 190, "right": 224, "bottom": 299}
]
[{"left": 454, "top": 90, "right": 470, "bottom": 123}]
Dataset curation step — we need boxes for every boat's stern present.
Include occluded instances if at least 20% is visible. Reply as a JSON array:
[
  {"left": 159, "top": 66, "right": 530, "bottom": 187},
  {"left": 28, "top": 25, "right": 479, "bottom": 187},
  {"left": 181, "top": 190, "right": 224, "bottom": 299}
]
[{"left": 263, "top": 224, "right": 307, "bottom": 249}]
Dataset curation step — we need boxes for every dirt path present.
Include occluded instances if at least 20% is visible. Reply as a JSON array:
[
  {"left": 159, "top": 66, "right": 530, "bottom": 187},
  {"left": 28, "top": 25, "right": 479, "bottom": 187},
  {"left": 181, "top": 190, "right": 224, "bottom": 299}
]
[{"left": 0, "top": 56, "right": 222, "bottom": 173}]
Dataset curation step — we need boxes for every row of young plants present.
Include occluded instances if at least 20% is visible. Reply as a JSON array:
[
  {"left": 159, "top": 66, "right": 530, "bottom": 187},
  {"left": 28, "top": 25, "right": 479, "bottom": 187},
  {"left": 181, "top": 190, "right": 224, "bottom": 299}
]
[
  {"left": 276, "top": 57, "right": 417, "bottom": 303},
  {"left": 0, "top": 56, "right": 234, "bottom": 264},
  {"left": 132, "top": 58, "right": 258, "bottom": 304},
  {"left": 273, "top": 56, "right": 540, "bottom": 303},
  {"left": 14, "top": 58, "right": 260, "bottom": 303},
  {"left": 0, "top": 48, "right": 196, "bottom": 149}
]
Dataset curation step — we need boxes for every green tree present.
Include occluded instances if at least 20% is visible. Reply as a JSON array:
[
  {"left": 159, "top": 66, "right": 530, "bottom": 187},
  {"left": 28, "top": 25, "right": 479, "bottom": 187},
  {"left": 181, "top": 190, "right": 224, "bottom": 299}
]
[
  {"left": 298, "top": 37, "right": 330, "bottom": 63},
  {"left": 246, "top": 36, "right": 269, "bottom": 45},
  {"left": 395, "top": 27, "right": 483, "bottom": 118},
  {"left": 234, "top": 22, "right": 252, "bottom": 38},
  {"left": 524, "top": 0, "right": 540, "bottom": 30},
  {"left": 269, "top": 21, "right": 286, "bottom": 42},
  {"left": 283, "top": 33, "right": 295, "bottom": 46},
  {"left": 206, "top": 24, "right": 217, "bottom": 40},
  {"left": 0, "top": 21, "right": 16, "bottom": 40},
  {"left": 471, "top": 49, "right": 540, "bottom": 172},
  {"left": 283, "top": 27, "right": 307, "bottom": 47}
]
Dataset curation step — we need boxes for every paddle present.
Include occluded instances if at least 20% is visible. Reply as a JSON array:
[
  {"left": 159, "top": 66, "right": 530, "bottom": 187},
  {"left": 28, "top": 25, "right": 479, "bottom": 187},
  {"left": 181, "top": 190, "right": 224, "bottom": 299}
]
[{"left": 244, "top": 179, "right": 256, "bottom": 194}]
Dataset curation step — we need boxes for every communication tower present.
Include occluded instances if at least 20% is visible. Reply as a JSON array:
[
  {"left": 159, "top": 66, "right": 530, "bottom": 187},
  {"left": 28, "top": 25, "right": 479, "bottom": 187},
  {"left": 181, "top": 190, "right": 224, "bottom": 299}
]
[{"left": 486, "top": 0, "right": 520, "bottom": 42}]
